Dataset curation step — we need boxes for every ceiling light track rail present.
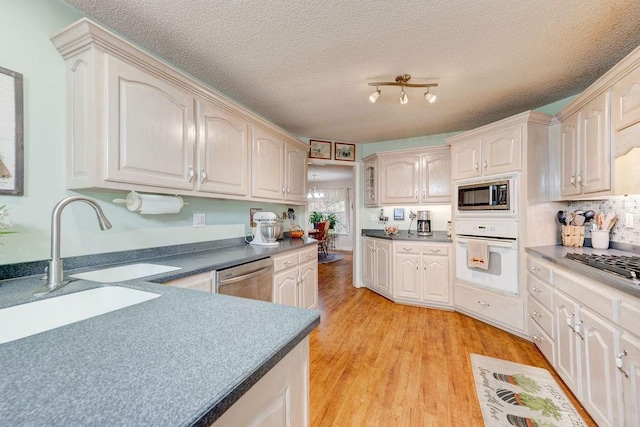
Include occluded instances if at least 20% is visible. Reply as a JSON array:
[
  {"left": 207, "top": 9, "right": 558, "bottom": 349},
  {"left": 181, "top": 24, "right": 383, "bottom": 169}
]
[{"left": 368, "top": 74, "right": 438, "bottom": 104}]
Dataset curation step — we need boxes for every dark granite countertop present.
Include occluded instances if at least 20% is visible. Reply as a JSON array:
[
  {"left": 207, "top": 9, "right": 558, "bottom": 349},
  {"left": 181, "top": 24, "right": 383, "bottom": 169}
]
[
  {"left": 0, "top": 238, "right": 320, "bottom": 425},
  {"left": 525, "top": 245, "right": 640, "bottom": 299},
  {"left": 361, "top": 229, "right": 452, "bottom": 243}
]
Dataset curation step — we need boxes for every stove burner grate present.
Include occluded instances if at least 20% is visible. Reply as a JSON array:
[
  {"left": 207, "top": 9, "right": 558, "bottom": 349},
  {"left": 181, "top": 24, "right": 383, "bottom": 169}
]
[{"left": 565, "top": 253, "right": 640, "bottom": 280}]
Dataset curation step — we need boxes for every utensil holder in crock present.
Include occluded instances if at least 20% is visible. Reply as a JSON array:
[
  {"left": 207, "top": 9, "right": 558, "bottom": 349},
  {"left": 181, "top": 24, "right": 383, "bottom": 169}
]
[
  {"left": 590, "top": 230, "right": 610, "bottom": 249},
  {"left": 561, "top": 225, "right": 585, "bottom": 247}
]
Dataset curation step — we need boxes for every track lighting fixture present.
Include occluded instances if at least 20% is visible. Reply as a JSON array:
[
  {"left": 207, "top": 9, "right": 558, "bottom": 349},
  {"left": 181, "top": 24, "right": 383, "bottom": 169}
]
[{"left": 367, "top": 74, "right": 438, "bottom": 105}]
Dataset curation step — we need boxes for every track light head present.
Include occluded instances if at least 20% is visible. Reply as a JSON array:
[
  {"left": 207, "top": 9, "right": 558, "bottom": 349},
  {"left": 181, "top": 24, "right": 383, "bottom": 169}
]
[
  {"left": 424, "top": 90, "right": 437, "bottom": 103},
  {"left": 369, "top": 87, "right": 381, "bottom": 103},
  {"left": 400, "top": 88, "right": 408, "bottom": 104}
]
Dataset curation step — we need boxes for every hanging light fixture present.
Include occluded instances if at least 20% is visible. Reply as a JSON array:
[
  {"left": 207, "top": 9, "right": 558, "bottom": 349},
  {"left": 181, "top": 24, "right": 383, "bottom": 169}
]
[
  {"left": 307, "top": 174, "right": 324, "bottom": 199},
  {"left": 367, "top": 74, "right": 438, "bottom": 105}
]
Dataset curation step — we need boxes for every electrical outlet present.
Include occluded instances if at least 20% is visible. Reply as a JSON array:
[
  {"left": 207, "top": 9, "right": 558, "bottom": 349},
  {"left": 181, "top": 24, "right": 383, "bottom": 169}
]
[
  {"left": 626, "top": 213, "right": 634, "bottom": 228},
  {"left": 193, "top": 212, "right": 206, "bottom": 228}
]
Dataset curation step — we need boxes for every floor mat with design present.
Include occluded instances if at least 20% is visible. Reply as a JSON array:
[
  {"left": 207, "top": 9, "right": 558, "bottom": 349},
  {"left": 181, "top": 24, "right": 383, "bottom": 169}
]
[{"left": 470, "top": 354, "right": 586, "bottom": 427}]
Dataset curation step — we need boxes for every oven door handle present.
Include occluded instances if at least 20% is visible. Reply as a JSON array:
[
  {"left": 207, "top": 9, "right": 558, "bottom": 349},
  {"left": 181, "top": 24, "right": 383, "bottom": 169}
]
[
  {"left": 456, "top": 236, "right": 517, "bottom": 249},
  {"left": 217, "top": 266, "right": 272, "bottom": 285}
]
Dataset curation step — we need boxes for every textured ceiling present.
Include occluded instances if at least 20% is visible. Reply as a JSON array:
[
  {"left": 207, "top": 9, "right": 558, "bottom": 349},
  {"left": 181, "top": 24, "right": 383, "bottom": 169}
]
[{"left": 62, "top": 0, "right": 640, "bottom": 143}]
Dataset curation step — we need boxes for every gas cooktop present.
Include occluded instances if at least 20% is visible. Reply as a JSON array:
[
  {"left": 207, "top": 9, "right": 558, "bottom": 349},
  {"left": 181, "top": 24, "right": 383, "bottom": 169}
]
[{"left": 565, "top": 253, "right": 640, "bottom": 280}]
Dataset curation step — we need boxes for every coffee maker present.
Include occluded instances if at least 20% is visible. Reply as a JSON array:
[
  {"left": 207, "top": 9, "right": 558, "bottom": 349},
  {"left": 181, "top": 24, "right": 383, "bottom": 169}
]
[
  {"left": 251, "top": 212, "right": 280, "bottom": 246},
  {"left": 417, "top": 211, "right": 432, "bottom": 236}
]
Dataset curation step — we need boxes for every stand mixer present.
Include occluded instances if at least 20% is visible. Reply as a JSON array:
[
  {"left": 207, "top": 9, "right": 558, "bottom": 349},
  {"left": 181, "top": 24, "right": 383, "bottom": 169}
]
[{"left": 251, "top": 212, "right": 280, "bottom": 246}]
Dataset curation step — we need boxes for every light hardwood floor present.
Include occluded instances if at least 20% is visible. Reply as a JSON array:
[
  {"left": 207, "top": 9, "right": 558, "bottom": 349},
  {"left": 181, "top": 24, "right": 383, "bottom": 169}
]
[{"left": 309, "top": 252, "right": 597, "bottom": 426}]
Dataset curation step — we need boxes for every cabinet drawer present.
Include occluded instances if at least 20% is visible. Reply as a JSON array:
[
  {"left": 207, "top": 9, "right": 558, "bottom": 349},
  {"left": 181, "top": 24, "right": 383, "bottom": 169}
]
[
  {"left": 455, "top": 283, "right": 524, "bottom": 331},
  {"left": 163, "top": 272, "right": 212, "bottom": 293},
  {"left": 527, "top": 258, "right": 552, "bottom": 284},
  {"left": 298, "top": 246, "right": 318, "bottom": 264},
  {"left": 528, "top": 316, "right": 555, "bottom": 366},
  {"left": 528, "top": 295, "right": 554, "bottom": 338},
  {"left": 272, "top": 252, "right": 298, "bottom": 272},
  {"left": 421, "top": 245, "right": 449, "bottom": 256},
  {"left": 554, "top": 272, "right": 618, "bottom": 321},
  {"left": 527, "top": 275, "right": 553, "bottom": 310},
  {"left": 395, "top": 242, "right": 422, "bottom": 254},
  {"left": 620, "top": 301, "right": 640, "bottom": 338}
]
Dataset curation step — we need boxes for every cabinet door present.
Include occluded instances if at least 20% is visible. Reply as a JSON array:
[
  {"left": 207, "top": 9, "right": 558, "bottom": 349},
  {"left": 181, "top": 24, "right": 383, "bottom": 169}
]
[
  {"left": 581, "top": 92, "right": 611, "bottom": 194},
  {"left": 451, "top": 139, "right": 482, "bottom": 180},
  {"left": 374, "top": 240, "right": 392, "bottom": 295},
  {"left": 163, "top": 272, "right": 212, "bottom": 292},
  {"left": 554, "top": 291, "right": 581, "bottom": 395},
  {"left": 394, "top": 253, "right": 421, "bottom": 300},
  {"left": 482, "top": 125, "right": 522, "bottom": 175},
  {"left": 284, "top": 142, "right": 308, "bottom": 202},
  {"left": 580, "top": 307, "right": 621, "bottom": 427},
  {"left": 273, "top": 269, "right": 298, "bottom": 307},
  {"left": 612, "top": 66, "right": 640, "bottom": 133},
  {"left": 380, "top": 155, "right": 420, "bottom": 204},
  {"left": 422, "top": 255, "right": 450, "bottom": 304},
  {"left": 560, "top": 113, "right": 581, "bottom": 197},
  {"left": 197, "top": 100, "right": 249, "bottom": 195},
  {"left": 106, "top": 56, "right": 195, "bottom": 189},
  {"left": 620, "top": 334, "right": 640, "bottom": 427},
  {"left": 298, "top": 260, "right": 318, "bottom": 310},
  {"left": 363, "top": 158, "right": 378, "bottom": 207},
  {"left": 252, "top": 127, "right": 285, "bottom": 200},
  {"left": 362, "top": 238, "right": 375, "bottom": 287},
  {"left": 420, "top": 152, "right": 451, "bottom": 203}
]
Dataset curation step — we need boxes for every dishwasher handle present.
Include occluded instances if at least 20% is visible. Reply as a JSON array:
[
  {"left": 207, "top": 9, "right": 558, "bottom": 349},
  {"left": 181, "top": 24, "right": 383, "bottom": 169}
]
[{"left": 217, "top": 266, "right": 272, "bottom": 285}]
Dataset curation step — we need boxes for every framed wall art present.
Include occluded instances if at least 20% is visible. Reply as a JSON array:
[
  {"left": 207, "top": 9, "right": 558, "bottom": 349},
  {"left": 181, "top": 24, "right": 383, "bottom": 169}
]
[
  {"left": 309, "top": 140, "right": 332, "bottom": 159},
  {"left": 334, "top": 142, "right": 355, "bottom": 162},
  {"left": 0, "top": 66, "right": 24, "bottom": 196}
]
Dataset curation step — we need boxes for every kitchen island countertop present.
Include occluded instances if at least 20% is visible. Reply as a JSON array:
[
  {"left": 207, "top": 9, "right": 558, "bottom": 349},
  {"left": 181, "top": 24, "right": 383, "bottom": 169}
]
[
  {"left": 0, "top": 238, "right": 320, "bottom": 425},
  {"left": 361, "top": 229, "right": 452, "bottom": 242}
]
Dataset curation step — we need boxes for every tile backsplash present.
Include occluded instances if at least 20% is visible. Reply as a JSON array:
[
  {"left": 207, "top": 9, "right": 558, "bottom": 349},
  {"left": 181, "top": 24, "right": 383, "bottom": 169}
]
[{"left": 569, "top": 195, "right": 640, "bottom": 245}]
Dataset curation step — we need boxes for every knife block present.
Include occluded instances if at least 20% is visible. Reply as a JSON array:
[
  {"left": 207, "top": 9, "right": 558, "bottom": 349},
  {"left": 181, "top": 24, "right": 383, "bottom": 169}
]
[{"left": 561, "top": 225, "right": 585, "bottom": 247}]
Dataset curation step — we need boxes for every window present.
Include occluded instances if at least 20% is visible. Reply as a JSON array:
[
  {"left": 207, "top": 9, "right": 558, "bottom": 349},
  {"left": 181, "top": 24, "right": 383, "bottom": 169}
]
[{"left": 308, "top": 188, "right": 350, "bottom": 235}]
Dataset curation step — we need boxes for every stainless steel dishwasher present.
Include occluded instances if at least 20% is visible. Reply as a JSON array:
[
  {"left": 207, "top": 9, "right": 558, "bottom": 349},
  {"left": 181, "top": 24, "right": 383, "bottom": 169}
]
[{"left": 214, "top": 258, "right": 273, "bottom": 302}]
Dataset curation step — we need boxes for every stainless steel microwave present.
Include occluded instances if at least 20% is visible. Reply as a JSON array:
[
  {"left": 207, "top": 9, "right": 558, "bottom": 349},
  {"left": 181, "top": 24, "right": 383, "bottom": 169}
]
[{"left": 457, "top": 180, "right": 510, "bottom": 210}]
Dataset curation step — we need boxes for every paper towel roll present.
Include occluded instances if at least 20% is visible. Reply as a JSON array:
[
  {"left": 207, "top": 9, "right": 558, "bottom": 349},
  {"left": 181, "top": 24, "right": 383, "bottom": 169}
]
[{"left": 118, "top": 191, "right": 183, "bottom": 214}]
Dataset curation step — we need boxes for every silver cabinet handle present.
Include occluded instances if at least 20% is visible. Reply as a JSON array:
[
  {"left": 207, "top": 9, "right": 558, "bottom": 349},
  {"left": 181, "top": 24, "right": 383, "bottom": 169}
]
[
  {"left": 617, "top": 350, "right": 629, "bottom": 378},
  {"left": 483, "top": 159, "right": 488, "bottom": 170},
  {"left": 577, "top": 172, "right": 583, "bottom": 184},
  {"left": 307, "top": 253, "right": 314, "bottom": 258},
  {"left": 532, "top": 335, "right": 543, "bottom": 343},
  {"left": 477, "top": 300, "right": 490, "bottom": 307},
  {"left": 283, "top": 260, "right": 292, "bottom": 265},
  {"left": 531, "top": 266, "right": 541, "bottom": 272},
  {"left": 200, "top": 169, "right": 207, "bottom": 184},
  {"left": 570, "top": 176, "right": 576, "bottom": 187},
  {"left": 281, "top": 186, "right": 285, "bottom": 194},
  {"left": 531, "top": 287, "right": 542, "bottom": 294},
  {"left": 188, "top": 165, "right": 195, "bottom": 183},
  {"left": 415, "top": 190, "right": 418, "bottom": 200},
  {"left": 422, "top": 190, "right": 426, "bottom": 198},
  {"left": 402, "top": 247, "right": 413, "bottom": 251},
  {"left": 574, "top": 320, "right": 584, "bottom": 340},
  {"left": 474, "top": 162, "right": 479, "bottom": 172},
  {"left": 532, "top": 311, "right": 543, "bottom": 319},
  {"left": 429, "top": 249, "right": 441, "bottom": 253},
  {"left": 286, "top": 186, "right": 290, "bottom": 194}
]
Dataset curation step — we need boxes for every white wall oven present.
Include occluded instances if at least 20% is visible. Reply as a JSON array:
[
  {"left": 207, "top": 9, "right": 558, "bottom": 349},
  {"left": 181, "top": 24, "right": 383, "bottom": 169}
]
[
  {"left": 455, "top": 174, "right": 517, "bottom": 218},
  {"left": 455, "top": 219, "right": 519, "bottom": 295}
]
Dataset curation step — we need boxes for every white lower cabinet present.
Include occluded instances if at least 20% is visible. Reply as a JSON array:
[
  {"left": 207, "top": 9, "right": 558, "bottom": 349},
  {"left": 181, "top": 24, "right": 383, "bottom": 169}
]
[
  {"left": 273, "top": 246, "right": 318, "bottom": 310},
  {"left": 162, "top": 271, "right": 213, "bottom": 292},
  {"left": 212, "top": 337, "right": 309, "bottom": 427},
  {"left": 618, "top": 333, "right": 640, "bottom": 426},
  {"left": 362, "top": 237, "right": 392, "bottom": 298},
  {"left": 393, "top": 242, "right": 450, "bottom": 306}
]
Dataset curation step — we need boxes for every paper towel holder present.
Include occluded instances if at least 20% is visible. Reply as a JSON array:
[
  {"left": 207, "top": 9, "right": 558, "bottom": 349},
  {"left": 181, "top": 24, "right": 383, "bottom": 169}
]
[{"left": 112, "top": 191, "right": 188, "bottom": 213}]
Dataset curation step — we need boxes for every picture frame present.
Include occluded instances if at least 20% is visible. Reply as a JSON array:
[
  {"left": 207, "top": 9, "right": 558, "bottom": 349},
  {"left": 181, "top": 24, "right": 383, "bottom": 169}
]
[
  {"left": 309, "top": 140, "right": 332, "bottom": 159},
  {"left": 394, "top": 208, "right": 405, "bottom": 221},
  {"left": 334, "top": 142, "right": 355, "bottom": 162},
  {"left": 0, "top": 66, "right": 24, "bottom": 196}
]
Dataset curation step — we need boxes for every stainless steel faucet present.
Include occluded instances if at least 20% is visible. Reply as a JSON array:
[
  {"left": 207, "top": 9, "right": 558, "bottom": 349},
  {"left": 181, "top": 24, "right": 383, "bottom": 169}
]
[{"left": 35, "top": 196, "right": 112, "bottom": 296}]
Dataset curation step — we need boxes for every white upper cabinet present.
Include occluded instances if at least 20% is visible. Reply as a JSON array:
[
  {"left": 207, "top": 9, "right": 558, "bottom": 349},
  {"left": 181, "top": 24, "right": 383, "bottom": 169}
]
[
  {"left": 450, "top": 126, "right": 522, "bottom": 180},
  {"left": 52, "top": 18, "right": 307, "bottom": 203},
  {"left": 611, "top": 50, "right": 640, "bottom": 157},
  {"left": 197, "top": 100, "right": 249, "bottom": 196},
  {"left": 105, "top": 56, "right": 196, "bottom": 190},
  {"left": 370, "top": 146, "right": 451, "bottom": 206},
  {"left": 558, "top": 91, "right": 611, "bottom": 198},
  {"left": 251, "top": 126, "right": 308, "bottom": 203}
]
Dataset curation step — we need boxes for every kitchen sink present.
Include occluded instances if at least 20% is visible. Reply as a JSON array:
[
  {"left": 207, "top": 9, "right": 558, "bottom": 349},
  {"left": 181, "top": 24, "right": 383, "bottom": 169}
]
[
  {"left": 0, "top": 286, "right": 160, "bottom": 344},
  {"left": 69, "top": 263, "right": 181, "bottom": 283}
]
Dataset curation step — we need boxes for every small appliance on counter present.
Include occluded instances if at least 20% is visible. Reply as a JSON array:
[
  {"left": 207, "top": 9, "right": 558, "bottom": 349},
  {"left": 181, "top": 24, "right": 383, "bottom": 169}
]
[
  {"left": 250, "top": 212, "right": 280, "bottom": 246},
  {"left": 417, "top": 211, "right": 432, "bottom": 236}
]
